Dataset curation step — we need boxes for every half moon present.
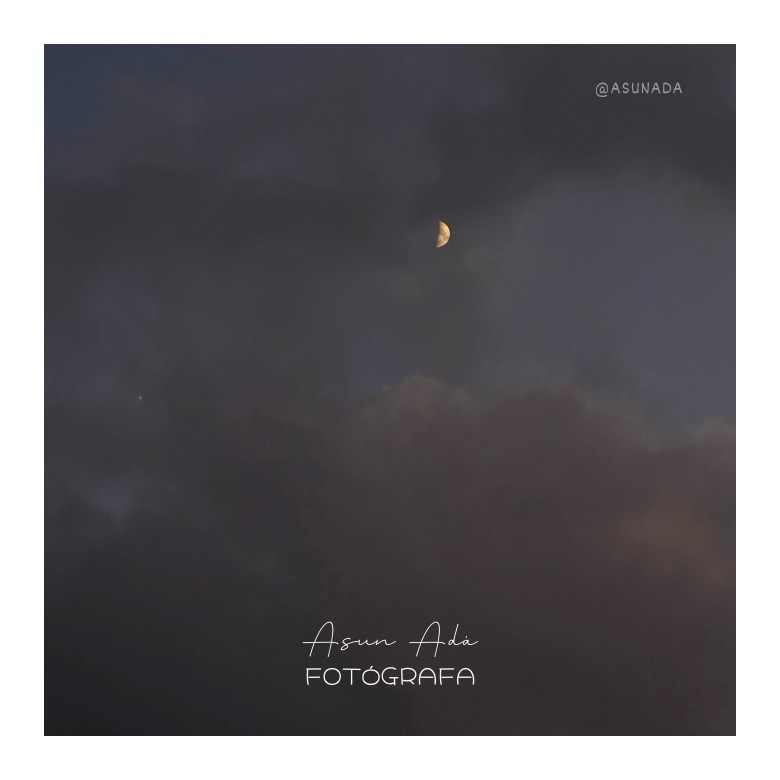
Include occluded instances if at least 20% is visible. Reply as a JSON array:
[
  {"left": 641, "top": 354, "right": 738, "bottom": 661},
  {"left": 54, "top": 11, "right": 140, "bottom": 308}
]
[{"left": 436, "top": 220, "right": 451, "bottom": 248}]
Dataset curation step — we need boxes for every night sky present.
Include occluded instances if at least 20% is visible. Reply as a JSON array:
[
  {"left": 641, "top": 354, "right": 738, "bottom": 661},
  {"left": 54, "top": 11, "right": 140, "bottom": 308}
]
[{"left": 45, "top": 45, "right": 735, "bottom": 735}]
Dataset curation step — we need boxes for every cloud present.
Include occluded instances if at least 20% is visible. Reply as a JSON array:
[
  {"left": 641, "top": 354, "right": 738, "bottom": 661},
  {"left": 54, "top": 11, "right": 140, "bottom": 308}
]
[
  {"left": 305, "top": 377, "right": 734, "bottom": 733},
  {"left": 45, "top": 46, "right": 735, "bottom": 734},
  {"left": 46, "top": 47, "right": 734, "bottom": 415},
  {"left": 46, "top": 373, "right": 733, "bottom": 734}
]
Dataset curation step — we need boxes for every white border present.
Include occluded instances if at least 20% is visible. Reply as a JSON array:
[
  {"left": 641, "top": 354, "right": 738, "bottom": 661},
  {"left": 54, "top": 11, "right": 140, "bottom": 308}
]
[
  {"left": 33, "top": 1, "right": 735, "bottom": 44},
  {"left": 3, "top": 1, "right": 762, "bottom": 775}
]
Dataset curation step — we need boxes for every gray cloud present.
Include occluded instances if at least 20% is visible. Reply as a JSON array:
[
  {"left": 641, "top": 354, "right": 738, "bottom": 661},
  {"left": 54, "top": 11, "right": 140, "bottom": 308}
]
[{"left": 46, "top": 45, "right": 734, "bottom": 735}]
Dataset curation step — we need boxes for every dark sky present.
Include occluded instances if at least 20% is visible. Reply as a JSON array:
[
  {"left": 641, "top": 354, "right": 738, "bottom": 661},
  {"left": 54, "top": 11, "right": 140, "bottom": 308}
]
[{"left": 45, "top": 45, "right": 735, "bottom": 735}]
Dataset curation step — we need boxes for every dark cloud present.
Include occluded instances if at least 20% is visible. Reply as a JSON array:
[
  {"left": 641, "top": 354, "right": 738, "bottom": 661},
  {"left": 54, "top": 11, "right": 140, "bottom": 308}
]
[
  {"left": 46, "top": 377, "right": 733, "bottom": 734},
  {"left": 46, "top": 45, "right": 734, "bottom": 417},
  {"left": 46, "top": 46, "right": 734, "bottom": 734},
  {"left": 417, "top": 46, "right": 734, "bottom": 215}
]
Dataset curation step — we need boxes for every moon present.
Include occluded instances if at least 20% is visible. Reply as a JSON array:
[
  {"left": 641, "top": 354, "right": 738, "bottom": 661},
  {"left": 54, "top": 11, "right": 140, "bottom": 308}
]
[{"left": 436, "top": 220, "right": 450, "bottom": 248}]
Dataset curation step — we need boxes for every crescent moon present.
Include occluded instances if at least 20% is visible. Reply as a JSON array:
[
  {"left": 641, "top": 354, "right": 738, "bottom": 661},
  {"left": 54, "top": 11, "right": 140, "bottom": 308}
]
[{"left": 436, "top": 220, "right": 450, "bottom": 248}]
